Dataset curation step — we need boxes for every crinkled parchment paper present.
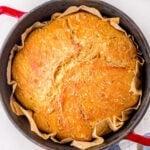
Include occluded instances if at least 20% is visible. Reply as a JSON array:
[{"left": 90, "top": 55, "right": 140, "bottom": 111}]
[{"left": 7, "top": 5, "right": 144, "bottom": 150}]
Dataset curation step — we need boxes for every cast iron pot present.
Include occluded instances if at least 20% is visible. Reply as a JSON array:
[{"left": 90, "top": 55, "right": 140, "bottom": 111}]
[{"left": 0, "top": 0, "right": 150, "bottom": 149}]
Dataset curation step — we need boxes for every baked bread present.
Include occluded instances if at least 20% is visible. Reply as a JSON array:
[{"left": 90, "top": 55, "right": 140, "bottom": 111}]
[{"left": 12, "top": 11, "right": 139, "bottom": 141}]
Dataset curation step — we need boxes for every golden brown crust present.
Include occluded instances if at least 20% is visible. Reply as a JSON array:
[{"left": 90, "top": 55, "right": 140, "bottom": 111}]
[{"left": 12, "top": 11, "right": 139, "bottom": 141}]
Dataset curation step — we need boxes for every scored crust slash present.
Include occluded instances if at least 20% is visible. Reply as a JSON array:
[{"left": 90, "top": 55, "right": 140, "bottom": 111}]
[{"left": 7, "top": 5, "right": 143, "bottom": 150}]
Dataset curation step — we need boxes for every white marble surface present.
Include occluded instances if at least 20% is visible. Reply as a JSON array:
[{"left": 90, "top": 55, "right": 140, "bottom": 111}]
[{"left": 0, "top": 0, "right": 150, "bottom": 150}]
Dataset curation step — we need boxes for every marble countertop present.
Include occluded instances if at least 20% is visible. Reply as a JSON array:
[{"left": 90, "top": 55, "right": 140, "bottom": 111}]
[{"left": 0, "top": 0, "right": 150, "bottom": 149}]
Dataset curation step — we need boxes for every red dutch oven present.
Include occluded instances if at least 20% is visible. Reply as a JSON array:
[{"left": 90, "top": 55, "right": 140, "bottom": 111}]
[{"left": 0, "top": 0, "right": 150, "bottom": 149}]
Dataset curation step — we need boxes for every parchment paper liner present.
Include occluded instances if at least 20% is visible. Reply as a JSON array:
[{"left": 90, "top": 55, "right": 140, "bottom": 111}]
[{"left": 7, "top": 5, "right": 144, "bottom": 150}]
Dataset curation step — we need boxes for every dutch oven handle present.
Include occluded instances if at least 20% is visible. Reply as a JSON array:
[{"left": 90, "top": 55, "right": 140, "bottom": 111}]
[
  {"left": 126, "top": 132, "right": 150, "bottom": 146},
  {"left": 0, "top": 6, "right": 26, "bottom": 18},
  {"left": 1, "top": 5, "right": 150, "bottom": 147}
]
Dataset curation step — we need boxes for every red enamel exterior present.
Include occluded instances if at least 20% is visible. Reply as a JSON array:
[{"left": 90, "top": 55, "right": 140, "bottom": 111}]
[{"left": 0, "top": 6, "right": 25, "bottom": 18}]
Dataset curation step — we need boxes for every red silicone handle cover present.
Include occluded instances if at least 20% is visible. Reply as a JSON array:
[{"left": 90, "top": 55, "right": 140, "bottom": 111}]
[
  {"left": 126, "top": 132, "right": 150, "bottom": 146},
  {"left": 0, "top": 6, "right": 25, "bottom": 18}
]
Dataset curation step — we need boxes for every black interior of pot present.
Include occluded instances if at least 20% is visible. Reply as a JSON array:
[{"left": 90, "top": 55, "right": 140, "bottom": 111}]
[{"left": 0, "top": 0, "right": 150, "bottom": 150}]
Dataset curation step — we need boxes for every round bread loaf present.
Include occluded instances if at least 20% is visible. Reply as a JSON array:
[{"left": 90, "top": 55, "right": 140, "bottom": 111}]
[{"left": 12, "top": 11, "right": 139, "bottom": 141}]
